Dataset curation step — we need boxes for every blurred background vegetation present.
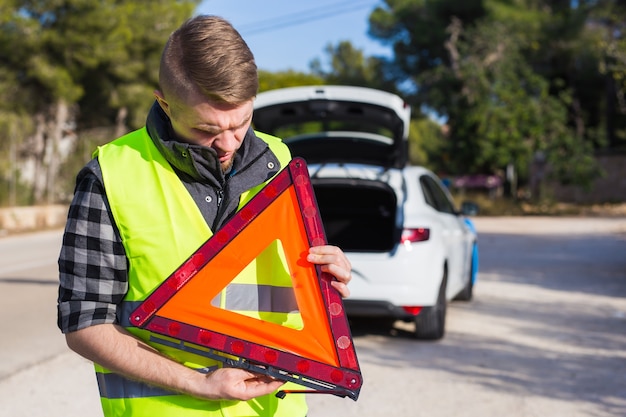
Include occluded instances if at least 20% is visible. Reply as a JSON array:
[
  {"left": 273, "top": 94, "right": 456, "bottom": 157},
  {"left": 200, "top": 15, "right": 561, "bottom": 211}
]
[{"left": 1, "top": 0, "right": 625, "bottom": 212}]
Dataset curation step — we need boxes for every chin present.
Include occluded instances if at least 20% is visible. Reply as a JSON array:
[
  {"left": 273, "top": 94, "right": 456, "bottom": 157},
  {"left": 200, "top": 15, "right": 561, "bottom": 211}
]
[{"left": 220, "top": 159, "right": 234, "bottom": 173}]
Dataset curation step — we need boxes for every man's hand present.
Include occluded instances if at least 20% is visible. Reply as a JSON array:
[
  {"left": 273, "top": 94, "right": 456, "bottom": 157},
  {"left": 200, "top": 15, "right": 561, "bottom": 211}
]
[
  {"left": 307, "top": 245, "right": 352, "bottom": 297},
  {"left": 199, "top": 368, "right": 284, "bottom": 401}
]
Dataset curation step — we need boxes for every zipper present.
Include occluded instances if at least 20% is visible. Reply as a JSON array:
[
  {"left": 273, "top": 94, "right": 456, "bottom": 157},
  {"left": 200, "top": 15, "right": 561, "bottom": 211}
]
[
  {"left": 217, "top": 188, "right": 224, "bottom": 208},
  {"left": 212, "top": 188, "right": 225, "bottom": 230},
  {"left": 212, "top": 147, "right": 272, "bottom": 230}
]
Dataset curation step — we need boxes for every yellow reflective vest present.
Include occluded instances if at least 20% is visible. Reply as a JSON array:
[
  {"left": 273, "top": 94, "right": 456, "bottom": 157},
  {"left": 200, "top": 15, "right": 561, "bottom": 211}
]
[{"left": 95, "top": 127, "right": 306, "bottom": 417}]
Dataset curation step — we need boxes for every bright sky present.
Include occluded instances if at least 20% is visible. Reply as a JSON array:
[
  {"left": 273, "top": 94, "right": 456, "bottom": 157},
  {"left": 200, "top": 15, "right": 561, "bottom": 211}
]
[{"left": 195, "top": 0, "right": 391, "bottom": 73}]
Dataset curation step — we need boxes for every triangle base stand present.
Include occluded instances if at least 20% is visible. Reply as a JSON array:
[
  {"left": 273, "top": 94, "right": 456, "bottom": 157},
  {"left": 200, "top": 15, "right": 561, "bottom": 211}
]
[{"left": 150, "top": 335, "right": 359, "bottom": 400}]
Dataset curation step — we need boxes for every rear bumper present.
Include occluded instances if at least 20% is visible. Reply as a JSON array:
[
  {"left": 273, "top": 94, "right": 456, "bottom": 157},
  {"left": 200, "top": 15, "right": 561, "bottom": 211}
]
[
  {"left": 346, "top": 248, "right": 444, "bottom": 307},
  {"left": 344, "top": 299, "right": 414, "bottom": 321}
]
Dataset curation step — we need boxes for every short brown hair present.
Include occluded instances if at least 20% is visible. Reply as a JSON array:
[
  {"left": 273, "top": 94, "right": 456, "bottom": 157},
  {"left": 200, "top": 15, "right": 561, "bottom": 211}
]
[{"left": 159, "top": 15, "right": 258, "bottom": 105}]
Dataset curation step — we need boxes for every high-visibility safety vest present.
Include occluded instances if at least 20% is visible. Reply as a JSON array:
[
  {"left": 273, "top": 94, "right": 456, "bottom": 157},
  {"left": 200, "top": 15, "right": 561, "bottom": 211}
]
[{"left": 95, "top": 127, "right": 307, "bottom": 417}]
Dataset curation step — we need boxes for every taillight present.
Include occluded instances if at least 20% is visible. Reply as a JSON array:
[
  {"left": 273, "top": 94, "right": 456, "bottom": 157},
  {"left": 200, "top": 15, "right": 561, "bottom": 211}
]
[
  {"left": 402, "top": 306, "right": 423, "bottom": 316},
  {"left": 401, "top": 228, "right": 430, "bottom": 243}
]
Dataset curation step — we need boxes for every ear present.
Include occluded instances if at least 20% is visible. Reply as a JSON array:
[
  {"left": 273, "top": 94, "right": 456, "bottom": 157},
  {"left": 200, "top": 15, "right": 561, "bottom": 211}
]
[{"left": 154, "top": 90, "right": 171, "bottom": 117}]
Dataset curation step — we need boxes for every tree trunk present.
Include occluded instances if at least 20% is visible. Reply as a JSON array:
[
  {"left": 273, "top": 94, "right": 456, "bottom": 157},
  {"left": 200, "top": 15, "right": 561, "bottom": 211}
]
[
  {"left": 45, "top": 99, "right": 70, "bottom": 204},
  {"left": 31, "top": 113, "right": 47, "bottom": 204},
  {"left": 115, "top": 106, "right": 128, "bottom": 138},
  {"left": 29, "top": 100, "right": 72, "bottom": 204}
]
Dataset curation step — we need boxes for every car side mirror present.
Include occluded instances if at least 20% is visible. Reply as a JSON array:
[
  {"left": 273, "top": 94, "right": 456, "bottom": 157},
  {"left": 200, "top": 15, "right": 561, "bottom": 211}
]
[{"left": 460, "top": 201, "right": 479, "bottom": 216}]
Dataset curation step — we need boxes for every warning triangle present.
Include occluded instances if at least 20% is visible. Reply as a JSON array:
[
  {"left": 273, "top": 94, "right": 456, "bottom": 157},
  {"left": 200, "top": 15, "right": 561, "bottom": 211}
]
[{"left": 129, "top": 157, "right": 362, "bottom": 400}]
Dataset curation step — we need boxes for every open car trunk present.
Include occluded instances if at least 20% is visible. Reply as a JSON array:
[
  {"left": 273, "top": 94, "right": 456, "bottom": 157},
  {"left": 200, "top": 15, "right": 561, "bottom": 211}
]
[
  {"left": 311, "top": 178, "right": 399, "bottom": 253},
  {"left": 253, "top": 86, "right": 411, "bottom": 169},
  {"left": 253, "top": 86, "right": 410, "bottom": 253}
]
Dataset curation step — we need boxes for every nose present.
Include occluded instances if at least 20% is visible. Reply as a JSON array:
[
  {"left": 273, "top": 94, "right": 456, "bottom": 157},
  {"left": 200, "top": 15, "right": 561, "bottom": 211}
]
[{"left": 212, "top": 129, "right": 240, "bottom": 154}]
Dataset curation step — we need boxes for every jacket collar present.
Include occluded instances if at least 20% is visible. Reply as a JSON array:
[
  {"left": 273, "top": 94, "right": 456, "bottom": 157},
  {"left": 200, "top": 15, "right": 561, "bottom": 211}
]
[{"left": 145, "top": 101, "right": 271, "bottom": 186}]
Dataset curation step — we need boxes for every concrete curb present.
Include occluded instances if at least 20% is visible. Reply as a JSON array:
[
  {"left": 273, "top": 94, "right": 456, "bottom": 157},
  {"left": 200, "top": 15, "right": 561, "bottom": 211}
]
[{"left": 0, "top": 205, "right": 68, "bottom": 235}]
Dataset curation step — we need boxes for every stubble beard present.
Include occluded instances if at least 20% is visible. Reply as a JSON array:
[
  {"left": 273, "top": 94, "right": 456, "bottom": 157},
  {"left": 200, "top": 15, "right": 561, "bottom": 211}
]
[{"left": 220, "top": 156, "right": 234, "bottom": 174}]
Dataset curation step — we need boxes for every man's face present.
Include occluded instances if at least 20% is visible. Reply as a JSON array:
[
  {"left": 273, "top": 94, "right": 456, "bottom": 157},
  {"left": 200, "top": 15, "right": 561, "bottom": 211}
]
[{"left": 155, "top": 90, "right": 254, "bottom": 173}]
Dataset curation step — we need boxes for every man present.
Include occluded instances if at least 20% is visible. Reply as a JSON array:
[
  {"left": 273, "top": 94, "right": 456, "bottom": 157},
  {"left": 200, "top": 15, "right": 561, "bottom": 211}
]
[{"left": 57, "top": 15, "right": 352, "bottom": 417}]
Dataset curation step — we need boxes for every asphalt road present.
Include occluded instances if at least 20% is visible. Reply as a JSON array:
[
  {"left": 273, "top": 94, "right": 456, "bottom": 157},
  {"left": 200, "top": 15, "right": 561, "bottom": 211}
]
[{"left": 1, "top": 217, "right": 625, "bottom": 417}]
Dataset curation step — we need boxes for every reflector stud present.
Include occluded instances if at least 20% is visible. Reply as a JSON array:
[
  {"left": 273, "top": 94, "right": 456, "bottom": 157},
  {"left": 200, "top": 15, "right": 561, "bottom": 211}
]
[
  {"left": 215, "top": 231, "right": 229, "bottom": 244},
  {"left": 295, "top": 174, "right": 307, "bottom": 186},
  {"left": 263, "top": 185, "right": 278, "bottom": 198},
  {"left": 239, "top": 207, "right": 254, "bottom": 221},
  {"left": 232, "top": 341, "right": 245, "bottom": 354},
  {"left": 297, "top": 360, "right": 310, "bottom": 373},
  {"left": 264, "top": 350, "right": 278, "bottom": 363},
  {"left": 330, "top": 369, "right": 344, "bottom": 383},
  {"left": 329, "top": 302, "right": 343, "bottom": 316},
  {"left": 168, "top": 276, "right": 181, "bottom": 290},
  {"left": 337, "top": 335, "right": 351, "bottom": 350},
  {"left": 168, "top": 322, "right": 181, "bottom": 336},
  {"left": 141, "top": 300, "right": 156, "bottom": 314},
  {"left": 303, "top": 206, "right": 317, "bottom": 218},
  {"left": 192, "top": 253, "right": 206, "bottom": 265},
  {"left": 198, "top": 330, "right": 212, "bottom": 345}
]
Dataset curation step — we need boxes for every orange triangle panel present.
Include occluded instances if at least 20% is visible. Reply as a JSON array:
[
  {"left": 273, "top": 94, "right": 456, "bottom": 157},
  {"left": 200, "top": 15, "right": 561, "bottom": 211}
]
[{"left": 129, "top": 157, "right": 362, "bottom": 400}]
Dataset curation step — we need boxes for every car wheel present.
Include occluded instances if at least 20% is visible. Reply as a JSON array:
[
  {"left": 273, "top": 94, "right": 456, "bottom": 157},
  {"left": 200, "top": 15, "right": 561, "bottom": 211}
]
[
  {"left": 414, "top": 269, "right": 447, "bottom": 340},
  {"left": 454, "top": 248, "right": 475, "bottom": 302}
]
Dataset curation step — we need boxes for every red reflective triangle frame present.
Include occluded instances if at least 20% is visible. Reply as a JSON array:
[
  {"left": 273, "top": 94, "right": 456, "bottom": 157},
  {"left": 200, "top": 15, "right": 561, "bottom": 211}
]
[{"left": 130, "top": 157, "right": 362, "bottom": 400}]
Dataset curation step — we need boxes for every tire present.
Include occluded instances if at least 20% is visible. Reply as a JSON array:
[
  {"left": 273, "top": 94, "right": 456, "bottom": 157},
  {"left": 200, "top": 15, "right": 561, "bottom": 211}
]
[
  {"left": 454, "top": 247, "right": 475, "bottom": 302},
  {"left": 414, "top": 269, "right": 447, "bottom": 340}
]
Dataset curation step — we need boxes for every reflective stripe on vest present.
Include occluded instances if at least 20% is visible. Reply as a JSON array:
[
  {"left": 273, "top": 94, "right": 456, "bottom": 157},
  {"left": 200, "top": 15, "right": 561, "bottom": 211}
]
[
  {"left": 96, "top": 128, "right": 307, "bottom": 417},
  {"left": 96, "top": 366, "right": 217, "bottom": 399}
]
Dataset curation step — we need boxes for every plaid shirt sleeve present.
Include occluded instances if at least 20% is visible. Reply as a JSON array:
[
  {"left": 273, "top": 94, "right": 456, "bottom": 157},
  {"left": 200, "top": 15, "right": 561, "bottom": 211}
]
[{"left": 57, "top": 160, "right": 128, "bottom": 333}]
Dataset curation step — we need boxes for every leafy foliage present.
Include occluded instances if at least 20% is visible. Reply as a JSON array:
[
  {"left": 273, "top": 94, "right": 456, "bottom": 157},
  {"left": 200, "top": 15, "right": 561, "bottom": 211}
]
[
  {"left": 310, "top": 41, "right": 398, "bottom": 93},
  {"left": 0, "top": 0, "right": 198, "bottom": 205},
  {"left": 367, "top": 0, "right": 624, "bottom": 191},
  {"left": 258, "top": 69, "right": 324, "bottom": 92}
]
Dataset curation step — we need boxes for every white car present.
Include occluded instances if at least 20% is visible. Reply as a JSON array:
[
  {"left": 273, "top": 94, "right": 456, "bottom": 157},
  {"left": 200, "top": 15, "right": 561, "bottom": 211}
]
[{"left": 253, "top": 85, "right": 478, "bottom": 340}]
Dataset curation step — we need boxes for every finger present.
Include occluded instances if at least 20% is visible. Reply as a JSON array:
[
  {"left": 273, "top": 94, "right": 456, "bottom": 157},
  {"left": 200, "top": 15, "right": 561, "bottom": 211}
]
[
  {"left": 331, "top": 280, "right": 351, "bottom": 298},
  {"left": 319, "top": 261, "right": 352, "bottom": 284},
  {"left": 308, "top": 245, "right": 346, "bottom": 261},
  {"left": 241, "top": 379, "right": 285, "bottom": 400},
  {"left": 307, "top": 247, "right": 351, "bottom": 270},
  {"left": 210, "top": 369, "right": 285, "bottom": 401}
]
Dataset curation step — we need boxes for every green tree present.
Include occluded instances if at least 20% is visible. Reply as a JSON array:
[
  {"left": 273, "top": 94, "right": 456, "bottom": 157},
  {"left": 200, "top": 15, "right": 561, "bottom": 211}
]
[
  {"left": 408, "top": 116, "right": 447, "bottom": 169},
  {"left": 368, "top": 0, "right": 606, "bottom": 190},
  {"left": 258, "top": 69, "right": 324, "bottom": 92},
  {"left": 78, "top": 1, "right": 198, "bottom": 134},
  {"left": 585, "top": 0, "right": 626, "bottom": 149},
  {"left": 0, "top": 0, "right": 197, "bottom": 205},
  {"left": 310, "top": 41, "right": 398, "bottom": 92}
]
